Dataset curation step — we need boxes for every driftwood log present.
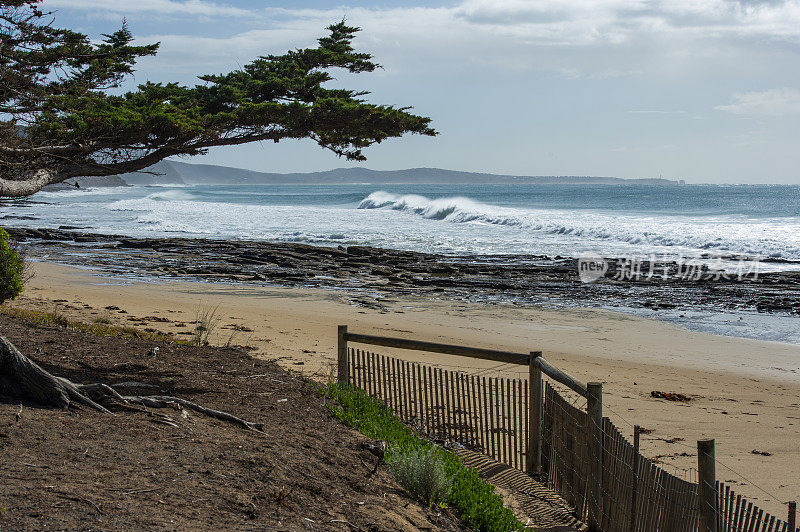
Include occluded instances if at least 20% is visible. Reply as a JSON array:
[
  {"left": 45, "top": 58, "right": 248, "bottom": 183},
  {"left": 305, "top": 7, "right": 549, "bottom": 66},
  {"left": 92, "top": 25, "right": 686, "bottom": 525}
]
[{"left": 0, "top": 335, "right": 263, "bottom": 431}]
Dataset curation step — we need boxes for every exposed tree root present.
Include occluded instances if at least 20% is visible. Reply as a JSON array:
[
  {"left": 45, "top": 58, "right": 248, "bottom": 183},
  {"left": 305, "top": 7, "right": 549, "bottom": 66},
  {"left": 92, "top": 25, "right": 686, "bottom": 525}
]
[
  {"left": 122, "top": 396, "right": 263, "bottom": 431},
  {"left": 0, "top": 335, "right": 262, "bottom": 431},
  {"left": 0, "top": 336, "right": 110, "bottom": 413}
]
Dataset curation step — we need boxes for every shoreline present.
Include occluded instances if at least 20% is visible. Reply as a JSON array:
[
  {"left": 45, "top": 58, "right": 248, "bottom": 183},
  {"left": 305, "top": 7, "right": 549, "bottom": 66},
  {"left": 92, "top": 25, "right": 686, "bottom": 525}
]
[
  {"left": 7, "top": 260, "right": 800, "bottom": 516},
  {"left": 9, "top": 226, "right": 800, "bottom": 345}
]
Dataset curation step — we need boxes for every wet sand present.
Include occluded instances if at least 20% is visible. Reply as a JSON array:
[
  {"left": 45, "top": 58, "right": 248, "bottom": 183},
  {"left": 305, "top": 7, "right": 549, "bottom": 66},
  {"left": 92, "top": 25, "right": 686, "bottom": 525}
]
[{"left": 7, "top": 261, "right": 800, "bottom": 516}]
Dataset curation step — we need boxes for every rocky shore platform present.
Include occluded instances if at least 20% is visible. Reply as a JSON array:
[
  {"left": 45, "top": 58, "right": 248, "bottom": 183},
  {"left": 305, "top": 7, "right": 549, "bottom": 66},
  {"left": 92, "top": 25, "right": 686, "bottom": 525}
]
[{"left": 9, "top": 227, "right": 800, "bottom": 321}]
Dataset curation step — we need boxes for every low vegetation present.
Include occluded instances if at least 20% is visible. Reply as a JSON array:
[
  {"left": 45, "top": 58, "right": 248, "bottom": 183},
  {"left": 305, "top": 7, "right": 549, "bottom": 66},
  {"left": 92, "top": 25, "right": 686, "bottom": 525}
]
[
  {"left": 0, "top": 306, "right": 180, "bottom": 344},
  {"left": 321, "top": 382, "right": 524, "bottom": 532},
  {"left": 191, "top": 304, "right": 221, "bottom": 346},
  {"left": 0, "top": 227, "right": 26, "bottom": 303},
  {"left": 387, "top": 447, "right": 453, "bottom": 507}
]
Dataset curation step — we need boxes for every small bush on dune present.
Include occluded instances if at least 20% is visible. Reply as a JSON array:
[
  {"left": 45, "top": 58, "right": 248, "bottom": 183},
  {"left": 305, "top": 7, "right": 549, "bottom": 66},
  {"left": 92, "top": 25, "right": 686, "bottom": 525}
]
[
  {"left": 387, "top": 447, "right": 453, "bottom": 507},
  {"left": 0, "top": 228, "right": 26, "bottom": 304}
]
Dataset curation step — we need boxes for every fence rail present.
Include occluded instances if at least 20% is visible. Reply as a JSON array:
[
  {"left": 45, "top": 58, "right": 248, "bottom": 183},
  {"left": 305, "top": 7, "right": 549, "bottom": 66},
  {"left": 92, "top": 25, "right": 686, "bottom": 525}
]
[
  {"left": 338, "top": 325, "right": 798, "bottom": 532},
  {"left": 344, "top": 331, "right": 530, "bottom": 365}
]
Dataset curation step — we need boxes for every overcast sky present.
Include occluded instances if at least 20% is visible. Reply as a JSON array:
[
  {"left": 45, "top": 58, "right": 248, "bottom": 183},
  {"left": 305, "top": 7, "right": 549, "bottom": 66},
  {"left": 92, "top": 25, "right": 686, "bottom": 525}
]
[{"left": 42, "top": 0, "right": 800, "bottom": 183}]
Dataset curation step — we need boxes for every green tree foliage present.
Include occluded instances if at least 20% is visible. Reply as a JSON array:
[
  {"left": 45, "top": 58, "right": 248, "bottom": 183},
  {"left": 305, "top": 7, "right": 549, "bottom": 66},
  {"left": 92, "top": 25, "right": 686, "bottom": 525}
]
[
  {"left": 0, "top": 1, "right": 435, "bottom": 197},
  {"left": 0, "top": 227, "right": 24, "bottom": 303}
]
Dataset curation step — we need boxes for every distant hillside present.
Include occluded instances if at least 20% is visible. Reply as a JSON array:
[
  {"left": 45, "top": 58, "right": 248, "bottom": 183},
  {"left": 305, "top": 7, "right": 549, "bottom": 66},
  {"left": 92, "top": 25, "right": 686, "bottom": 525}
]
[
  {"left": 44, "top": 175, "right": 128, "bottom": 190},
  {"left": 118, "top": 160, "right": 186, "bottom": 185},
  {"left": 92, "top": 160, "right": 684, "bottom": 186}
]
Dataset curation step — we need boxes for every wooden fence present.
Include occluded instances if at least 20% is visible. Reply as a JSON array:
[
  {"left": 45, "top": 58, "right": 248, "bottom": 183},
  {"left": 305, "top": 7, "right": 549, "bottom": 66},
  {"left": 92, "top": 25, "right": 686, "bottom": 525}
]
[
  {"left": 541, "top": 381, "right": 590, "bottom": 519},
  {"left": 716, "top": 483, "right": 796, "bottom": 532},
  {"left": 541, "top": 381, "right": 699, "bottom": 531},
  {"left": 337, "top": 325, "right": 798, "bottom": 532},
  {"left": 347, "top": 346, "right": 529, "bottom": 469}
]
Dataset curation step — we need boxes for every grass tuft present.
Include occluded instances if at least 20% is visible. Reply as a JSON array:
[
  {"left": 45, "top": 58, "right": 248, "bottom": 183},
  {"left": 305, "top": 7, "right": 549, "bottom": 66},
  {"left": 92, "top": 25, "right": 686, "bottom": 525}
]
[
  {"left": 191, "top": 304, "right": 221, "bottom": 346},
  {"left": 319, "top": 382, "right": 523, "bottom": 532},
  {"left": 0, "top": 306, "right": 184, "bottom": 344}
]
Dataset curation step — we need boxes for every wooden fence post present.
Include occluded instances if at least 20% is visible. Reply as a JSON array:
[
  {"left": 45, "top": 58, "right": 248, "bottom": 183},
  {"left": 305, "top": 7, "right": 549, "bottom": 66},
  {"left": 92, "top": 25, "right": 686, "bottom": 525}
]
[
  {"left": 587, "top": 381, "right": 603, "bottom": 531},
  {"left": 337, "top": 325, "right": 349, "bottom": 384},
  {"left": 788, "top": 501, "right": 796, "bottom": 532},
  {"left": 527, "top": 351, "right": 543, "bottom": 476},
  {"left": 697, "top": 438, "right": 717, "bottom": 532},
  {"left": 631, "top": 424, "right": 640, "bottom": 532}
]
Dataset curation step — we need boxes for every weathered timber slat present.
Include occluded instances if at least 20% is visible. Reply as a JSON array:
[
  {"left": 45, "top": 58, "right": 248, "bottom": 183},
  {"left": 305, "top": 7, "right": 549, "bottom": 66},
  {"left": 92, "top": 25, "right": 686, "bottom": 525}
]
[{"left": 344, "top": 332, "right": 529, "bottom": 365}]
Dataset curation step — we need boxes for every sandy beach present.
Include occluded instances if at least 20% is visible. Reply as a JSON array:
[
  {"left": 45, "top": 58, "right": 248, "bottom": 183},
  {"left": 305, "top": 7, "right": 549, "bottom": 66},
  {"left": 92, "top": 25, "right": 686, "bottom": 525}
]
[{"left": 7, "top": 260, "right": 799, "bottom": 517}]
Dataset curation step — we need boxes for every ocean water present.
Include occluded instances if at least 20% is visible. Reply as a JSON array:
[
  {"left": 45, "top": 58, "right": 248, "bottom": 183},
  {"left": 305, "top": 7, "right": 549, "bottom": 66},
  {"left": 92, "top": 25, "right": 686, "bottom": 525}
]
[{"left": 4, "top": 183, "right": 800, "bottom": 269}]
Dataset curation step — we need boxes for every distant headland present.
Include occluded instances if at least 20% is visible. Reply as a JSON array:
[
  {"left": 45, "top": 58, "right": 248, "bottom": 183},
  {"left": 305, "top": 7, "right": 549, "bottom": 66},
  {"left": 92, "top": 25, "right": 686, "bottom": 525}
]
[{"left": 62, "top": 160, "right": 684, "bottom": 188}]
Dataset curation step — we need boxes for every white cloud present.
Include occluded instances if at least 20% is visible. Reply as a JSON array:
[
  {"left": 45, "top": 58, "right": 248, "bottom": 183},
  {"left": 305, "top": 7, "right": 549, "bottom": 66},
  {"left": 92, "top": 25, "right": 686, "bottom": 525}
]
[
  {"left": 715, "top": 88, "right": 800, "bottom": 115},
  {"left": 628, "top": 110, "right": 687, "bottom": 114},
  {"left": 122, "top": 1, "right": 800, "bottom": 82},
  {"left": 50, "top": 1, "right": 800, "bottom": 44},
  {"left": 451, "top": 0, "right": 800, "bottom": 44},
  {"left": 44, "top": 0, "right": 250, "bottom": 17},
  {"left": 53, "top": 0, "right": 800, "bottom": 101}
]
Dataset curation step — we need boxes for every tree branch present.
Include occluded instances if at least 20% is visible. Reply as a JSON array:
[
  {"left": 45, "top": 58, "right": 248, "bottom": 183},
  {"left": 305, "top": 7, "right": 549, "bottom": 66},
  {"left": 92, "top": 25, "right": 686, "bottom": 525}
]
[
  {"left": 0, "top": 167, "right": 57, "bottom": 197},
  {"left": 1, "top": 9, "right": 435, "bottom": 198}
]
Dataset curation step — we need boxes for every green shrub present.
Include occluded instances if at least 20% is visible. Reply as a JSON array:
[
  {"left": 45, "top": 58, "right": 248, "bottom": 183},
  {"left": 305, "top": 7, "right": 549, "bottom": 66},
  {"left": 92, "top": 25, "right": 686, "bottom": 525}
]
[
  {"left": 387, "top": 447, "right": 453, "bottom": 507},
  {"left": 0, "top": 228, "right": 25, "bottom": 304},
  {"left": 320, "top": 383, "right": 523, "bottom": 532}
]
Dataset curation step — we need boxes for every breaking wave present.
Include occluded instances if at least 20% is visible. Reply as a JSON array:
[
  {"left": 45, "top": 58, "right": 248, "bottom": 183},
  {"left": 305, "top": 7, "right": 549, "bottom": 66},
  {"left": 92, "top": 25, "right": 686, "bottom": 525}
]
[
  {"left": 358, "top": 191, "right": 800, "bottom": 260},
  {"left": 142, "top": 189, "right": 198, "bottom": 202},
  {"left": 7, "top": 184, "right": 800, "bottom": 266},
  {"left": 358, "top": 191, "right": 508, "bottom": 223}
]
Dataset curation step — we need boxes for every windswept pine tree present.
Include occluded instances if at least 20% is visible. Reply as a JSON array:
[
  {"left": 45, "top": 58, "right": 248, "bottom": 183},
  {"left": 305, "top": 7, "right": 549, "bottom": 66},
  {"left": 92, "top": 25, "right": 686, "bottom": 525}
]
[
  {"left": 0, "top": 0, "right": 435, "bottom": 198},
  {"left": 0, "top": 0, "right": 434, "bottom": 414}
]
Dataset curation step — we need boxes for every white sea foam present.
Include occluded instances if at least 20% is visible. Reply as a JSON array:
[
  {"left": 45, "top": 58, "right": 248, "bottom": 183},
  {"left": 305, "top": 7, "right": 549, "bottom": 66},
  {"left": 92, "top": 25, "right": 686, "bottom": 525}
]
[
  {"left": 7, "top": 184, "right": 800, "bottom": 267},
  {"left": 358, "top": 191, "right": 800, "bottom": 260},
  {"left": 145, "top": 189, "right": 197, "bottom": 201},
  {"left": 106, "top": 190, "right": 197, "bottom": 212},
  {"left": 33, "top": 185, "right": 130, "bottom": 200}
]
